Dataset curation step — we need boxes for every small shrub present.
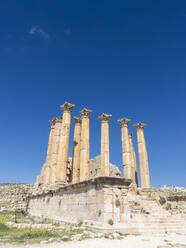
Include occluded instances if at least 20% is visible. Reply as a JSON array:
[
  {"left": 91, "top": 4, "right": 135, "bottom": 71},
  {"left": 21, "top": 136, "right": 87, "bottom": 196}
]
[
  {"left": 98, "top": 210, "right": 102, "bottom": 216},
  {"left": 136, "top": 190, "right": 140, "bottom": 195},
  {"left": 10, "top": 228, "right": 60, "bottom": 242},
  {"left": 58, "top": 200, "right": 62, "bottom": 207},
  {"left": 77, "top": 220, "right": 83, "bottom": 227},
  {"left": 108, "top": 219, "right": 114, "bottom": 225},
  {"left": 104, "top": 233, "right": 110, "bottom": 239},
  {"left": 140, "top": 208, "right": 146, "bottom": 214},
  {"left": 115, "top": 199, "right": 120, "bottom": 207},
  {"left": 166, "top": 203, "right": 172, "bottom": 210},
  {"left": 46, "top": 198, "right": 50, "bottom": 204},
  {"left": 116, "top": 231, "right": 124, "bottom": 236},
  {"left": 159, "top": 197, "right": 166, "bottom": 205},
  {"left": 0, "top": 223, "right": 9, "bottom": 232}
]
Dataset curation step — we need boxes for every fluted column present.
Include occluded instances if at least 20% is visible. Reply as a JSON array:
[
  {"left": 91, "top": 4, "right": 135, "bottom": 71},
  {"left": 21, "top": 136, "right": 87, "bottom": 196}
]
[
  {"left": 46, "top": 119, "right": 56, "bottom": 164},
  {"left": 134, "top": 122, "right": 150, "bottom": 188},
  {"left": 56, "top": 102, "right": 75, "bottom": 185},
  {"left": 50, "top": 117, "right": 63, "bottom": 184},
  {"left": 79, "top": 108, "right": 92, "bottom": 181},
  {"left": 129, "top": 133, "right": 138, "bottom": 186},
  {"left": 118, "top": 118, "right": 132, "bottom": 180},
  {"left": 99, "top": 113, "right": 112, "bottom": 176},
  {"left": 72, "top": 117, "right": 82, "bottom": 183},
  {"left": 41, "top": 118, "right": 56, "bottom": 185}
]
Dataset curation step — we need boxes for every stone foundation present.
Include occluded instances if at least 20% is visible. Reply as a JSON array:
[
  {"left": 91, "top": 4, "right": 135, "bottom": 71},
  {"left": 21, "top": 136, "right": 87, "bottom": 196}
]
[
  {"left": 28, "top": 177, "right": 131, "bottom": 223},
  {"left": 28, "top": 178, "right": 186, "bottom": 234}
]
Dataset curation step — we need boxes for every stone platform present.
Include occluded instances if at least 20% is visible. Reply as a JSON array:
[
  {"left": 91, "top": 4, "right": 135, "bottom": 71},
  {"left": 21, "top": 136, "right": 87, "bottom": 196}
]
[
  {"left": 28, "top": 177, "right": 186, "bottom": 235},
  {"left": 28, "top": 177, "right": 131, "bottom": 223}
]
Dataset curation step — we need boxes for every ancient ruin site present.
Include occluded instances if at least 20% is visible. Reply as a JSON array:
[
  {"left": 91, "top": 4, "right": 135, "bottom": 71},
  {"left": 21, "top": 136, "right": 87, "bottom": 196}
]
[
  {"left": 25, "top": 102, "right": 185, "bottom": 234},
  {"left": 0, "top": 101, "right": 186, "bottom": 247}
]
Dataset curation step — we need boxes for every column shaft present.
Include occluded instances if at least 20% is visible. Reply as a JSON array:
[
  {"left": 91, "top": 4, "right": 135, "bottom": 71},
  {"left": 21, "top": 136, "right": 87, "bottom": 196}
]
[
  {"left": 56, "top": 102, "right": 75, "bottom": 184},
  {"left": 72, "top": 117, "right": 82, "bottom": 183},
  {"left": 80, "top": 108, "right": 92, "bottom": 181},
  {"left": 134, "top": 123, "right": 150, "bottom": 188},
  {"left": 129, "top": 133, "right": 138, "bottom": 186},
  {"left": 46, "top": 120, "right": 55, "bottom": 164},
  {"left": 40, "top": 119, "right": 55, "bottom": 185},
  {"left": 99, "top": 113, "right": 112, "bottom": 176},
  {"left": 118, "top": 118, "right": 132, "bottom": 180},
  {"left": 50, "top": 117, "right": 62, "bottom": 184}
]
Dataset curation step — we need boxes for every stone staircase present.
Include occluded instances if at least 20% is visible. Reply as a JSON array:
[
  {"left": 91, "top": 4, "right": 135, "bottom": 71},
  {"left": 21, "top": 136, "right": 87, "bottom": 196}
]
[
  {"left": 94, "top": 214, "right": 186, "bottom": 235},
  {"left": 125, "top": 214, "right": 186, "bottom": 234},
  {"left": 140, "top": 199, "right": 169, "bottom": 215},
  {"left": 118, "top": 198, "right": 186, "bottom": 234}
]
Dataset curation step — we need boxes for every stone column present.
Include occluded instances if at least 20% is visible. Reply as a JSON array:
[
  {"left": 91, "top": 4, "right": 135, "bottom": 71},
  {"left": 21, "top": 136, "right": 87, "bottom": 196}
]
[
  {"left": 79, "top": 108, "right": 92, "bottom": 181},
  {"left": 40, "top": 118, "right": 56, "bottom": 185},
  {"left": 118, "top": 118, "right": 132, "bottom": 180},
  {"left": 56, "top": 102, "right": 75, "bottom": 185},
  {"left": 72, "top": 117, "right": 82, "bottom": 183},
  {"left": 134, "top": 122, "right": 150, "bottom": 188},
  {"left": 50, "top": 117, "right": 63, "bottom": 184},
  {"left": 46, "top": 119, "right": 56, "bottom": 165},
  {"left": 99, "top": 113, "right": 112, "bottom": 176},
  {"left": 129, "top": 133, "right": 138, "bottom": 186}
]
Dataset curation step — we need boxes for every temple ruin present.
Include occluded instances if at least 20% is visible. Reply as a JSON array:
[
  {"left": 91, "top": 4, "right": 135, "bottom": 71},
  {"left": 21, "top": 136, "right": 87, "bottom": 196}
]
[
  {"left": 36, "top": 102, "right": 150, "bottom": 189},
  {"left": 28, "top": 102, "right": 186, "bottom": 234}
]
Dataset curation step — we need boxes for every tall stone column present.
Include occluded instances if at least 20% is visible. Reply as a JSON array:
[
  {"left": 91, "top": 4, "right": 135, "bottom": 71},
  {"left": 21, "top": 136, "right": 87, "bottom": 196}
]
[
  {"left": 50, "top": 117, "right": 63, "bottom": 184},
  {"left": 46, "top": 119, "right": 56, "bottom": 165},
  {"left": 129, "top": 133, "right": 138, "bottom": 186},
  {"left": 41, "top": 118, "right": 56, "bottom": 185},
  {"left": 118, "top": 118, "right": 132, "bottom": 180},
  {"left": 134, "top": 122, "right": 150, "bottom": 188},
  {"left": 72, "top": 117, "right": 82, "bottom": 183},
  {"left": 99, "top": 113, "right": 112, "bottom": 176},
  {"left": 56, "top": 102, "right": 75, "bottom": 185},
  {"left": 79, "top": 108, "right": 92, "bottom": 181}
]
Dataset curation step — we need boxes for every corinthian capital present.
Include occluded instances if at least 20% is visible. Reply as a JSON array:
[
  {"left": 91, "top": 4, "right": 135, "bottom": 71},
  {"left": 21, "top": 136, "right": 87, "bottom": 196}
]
[
  {"left": 79, "top": 108, "right": 92, "bottom": 118},
  {"left": 49, "top": 118, "right": 56, "bottom": 126},
  {"left": 99, "top": 113, "right": 112, "bottom": 122},
  {"left": 118, "top": 118, "right": 131, "bottom": 127},
  {"left": 133, "top": 122, "right": 146, "bottom": 130},
  {"left": 55, "top": 116, "right": 63, "bottom": 123},
  {"left": 74, "top": 117, "right": 82, "bottom": 125},
  {"left": 49, "top": 116, "right": 63, "bottom": 126},
  {"left": 60, "top": 102, "right": 75, "bottom": 112}
]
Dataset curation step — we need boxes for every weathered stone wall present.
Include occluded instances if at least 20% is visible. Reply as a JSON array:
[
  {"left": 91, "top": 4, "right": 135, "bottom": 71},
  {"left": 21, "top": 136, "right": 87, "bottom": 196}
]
[
  {"left": 65, "top": 156, "right": 121, "bottom": 183},
  {"left": 28, "top": 177, "right": 130, "bottom": 223},
  {"left": 0, "top": 184, "right": 33, "bottom": 212},
  {"left": 28, "top": 179, "right": 186, "bottom": 234},
  {"left": 89, "top": 156, "right": 121, "bottom": 178}
]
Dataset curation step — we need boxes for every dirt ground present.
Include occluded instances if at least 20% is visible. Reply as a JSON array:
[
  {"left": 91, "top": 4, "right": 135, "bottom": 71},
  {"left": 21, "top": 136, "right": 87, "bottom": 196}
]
[{"left": 1, "top": 234, "right": 186, "bottom": 248}]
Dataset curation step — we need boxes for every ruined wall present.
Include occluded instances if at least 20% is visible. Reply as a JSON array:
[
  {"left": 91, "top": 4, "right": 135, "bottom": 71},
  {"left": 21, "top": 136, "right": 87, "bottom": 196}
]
[
  {"left": 0, "top": 184, "right": 33, "bottom": 212},
  {"left": 89, "top": 156, "right": 121, "bottom": 178},
  {"left": 28, "top": 179, "right": 186, "bottom": 234},
  {"left": 28, "top": 177, "right": 130, "bottom": 224},
  {"left": 66, "top": 156, "right": 121, "bottom": 183}
]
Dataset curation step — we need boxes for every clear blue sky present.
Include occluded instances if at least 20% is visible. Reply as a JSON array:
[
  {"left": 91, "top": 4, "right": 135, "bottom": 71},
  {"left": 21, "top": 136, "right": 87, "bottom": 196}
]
[{"left": 0, "top": 0, "right": 186, "bottom": 187}]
